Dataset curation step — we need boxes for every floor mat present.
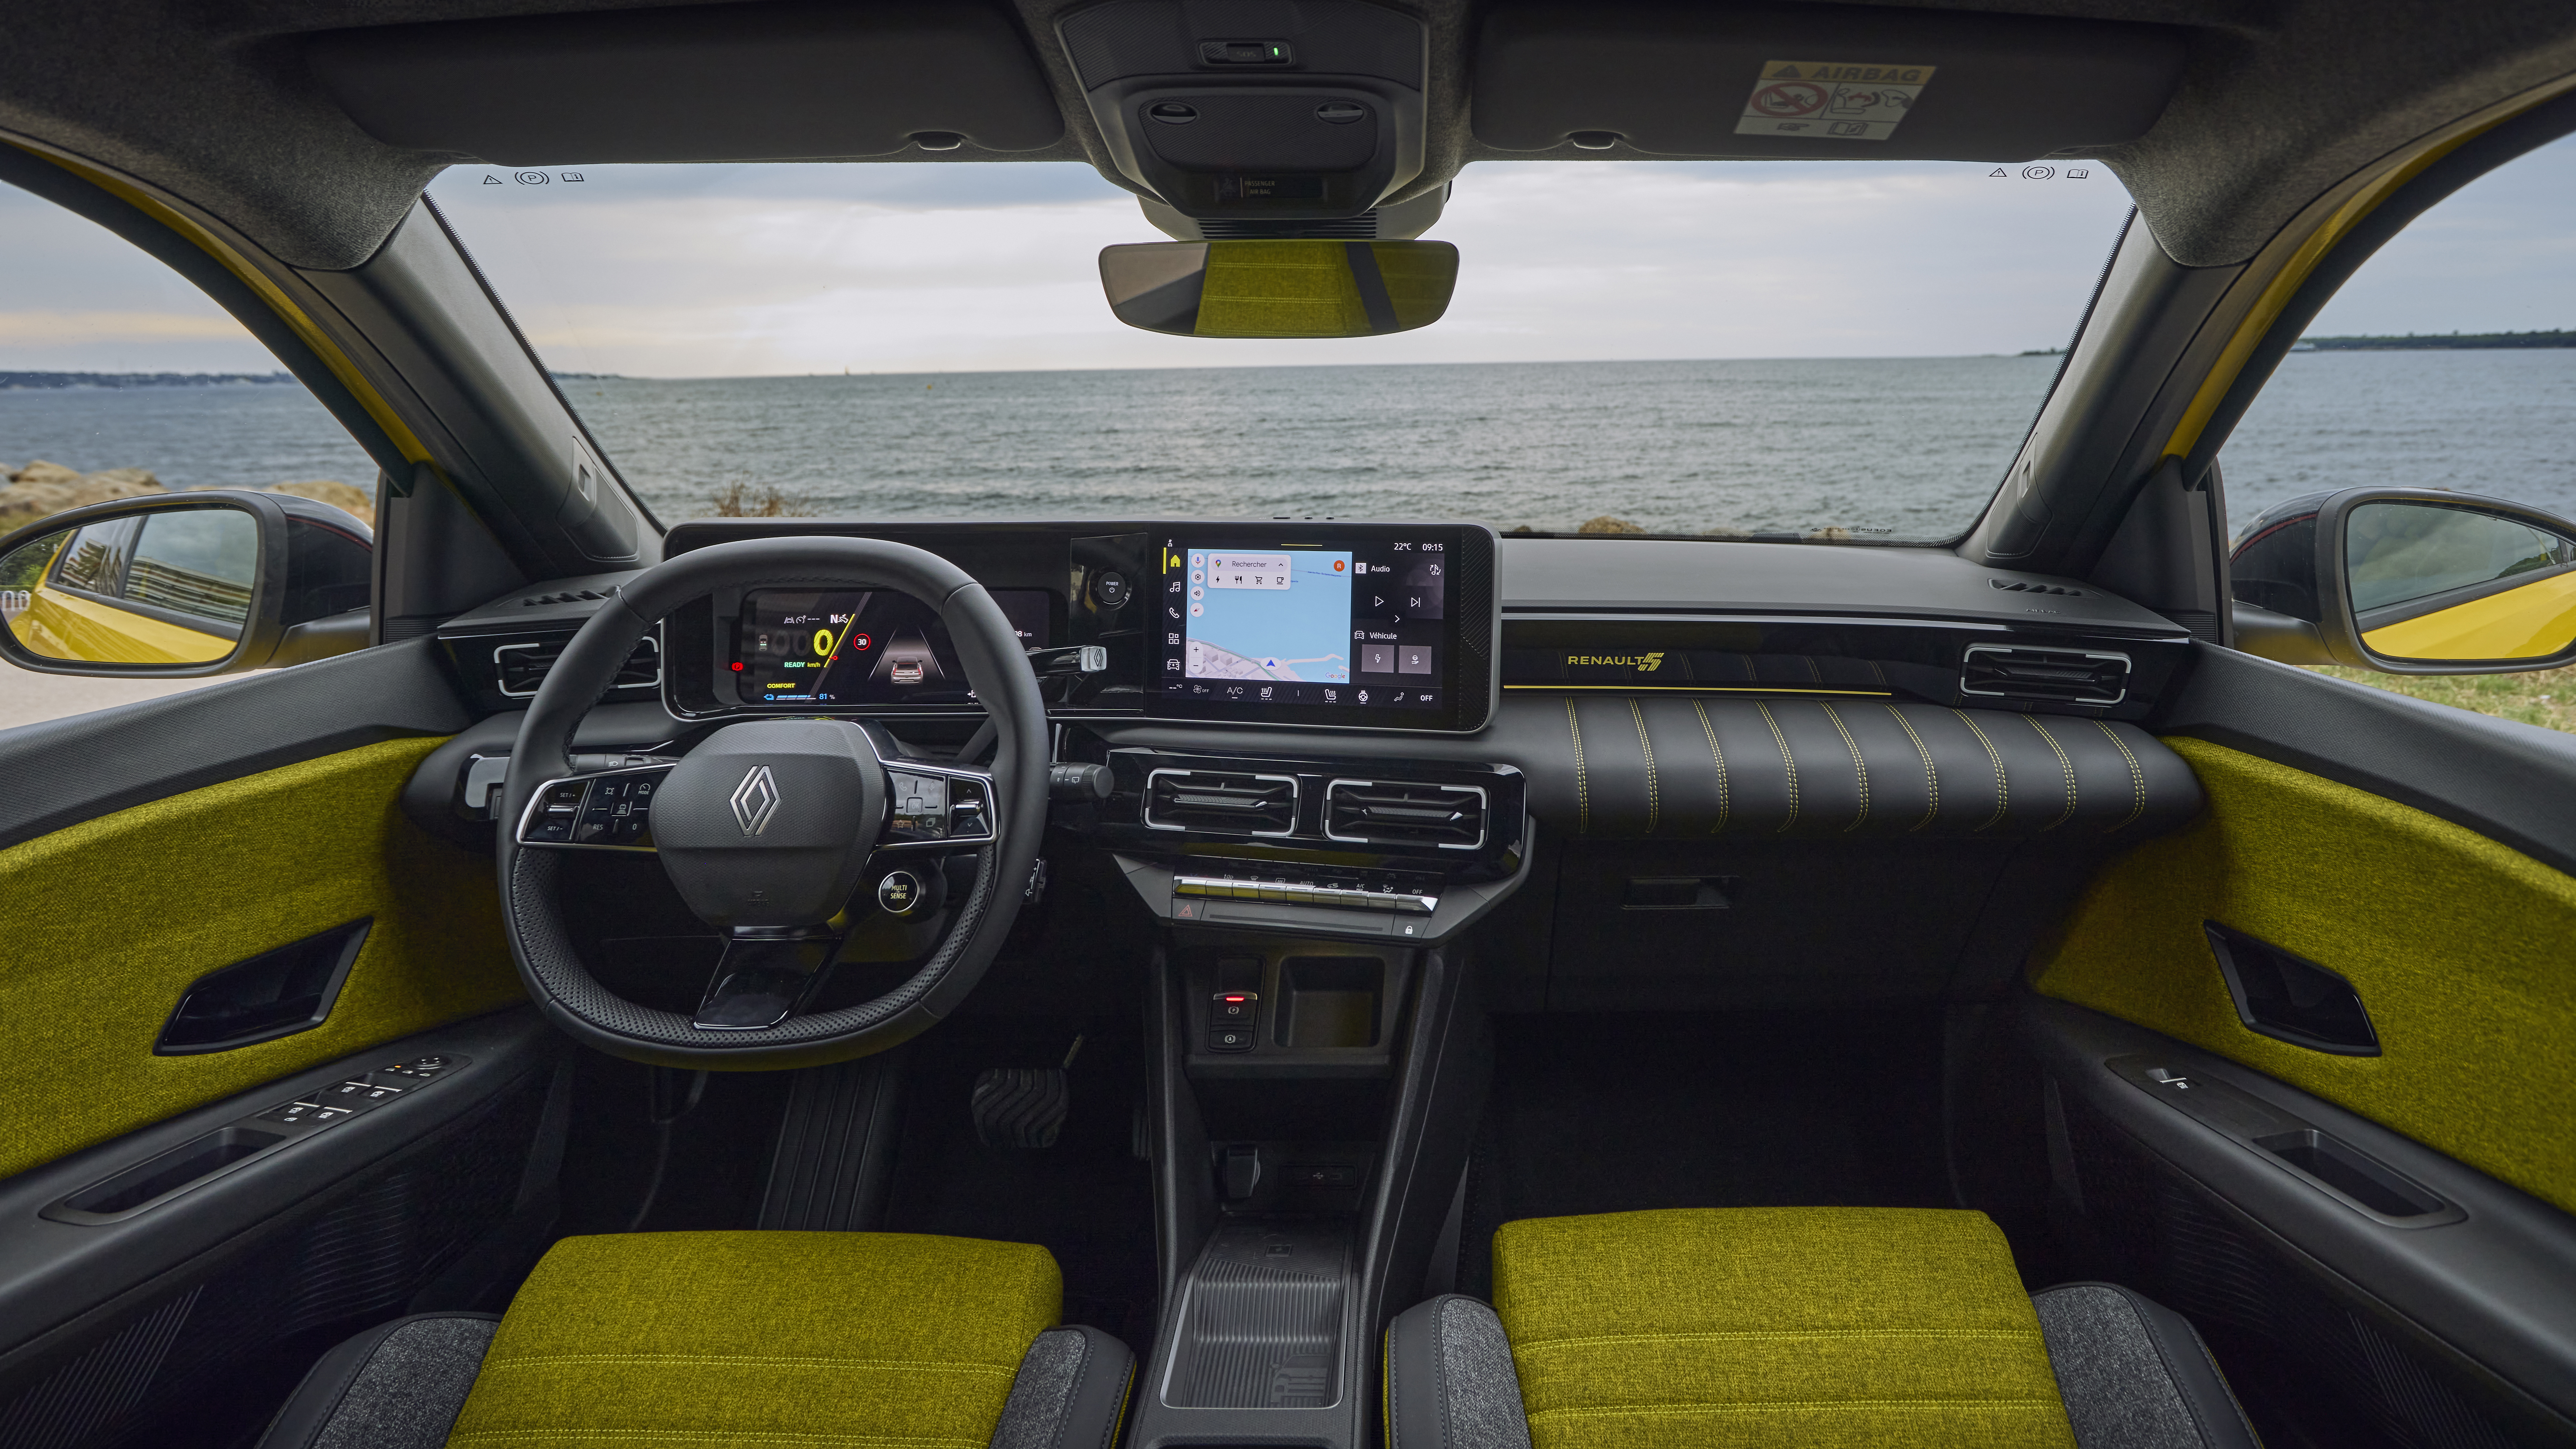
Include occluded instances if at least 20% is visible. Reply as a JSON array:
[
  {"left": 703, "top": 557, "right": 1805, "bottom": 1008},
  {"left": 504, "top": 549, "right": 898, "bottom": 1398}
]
[
  {"left": 881, "top": 1020, "right": 1161, "bottom": 1357},
  {"left": 1457, "top": 1009, "right": 1951, "bottom": 1296}
]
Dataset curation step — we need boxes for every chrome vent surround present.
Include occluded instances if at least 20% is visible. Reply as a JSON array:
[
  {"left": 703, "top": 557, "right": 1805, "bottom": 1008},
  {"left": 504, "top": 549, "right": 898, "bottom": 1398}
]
[
  {"left": 1145, "top": 769, "right": 1299, "bottom": 836},
  {"left": 1959, "top": 644, "right": 2131, "bottom": 706},
  {"left": 1323, "top": 779, "right": 1487, "bottom": 849}
]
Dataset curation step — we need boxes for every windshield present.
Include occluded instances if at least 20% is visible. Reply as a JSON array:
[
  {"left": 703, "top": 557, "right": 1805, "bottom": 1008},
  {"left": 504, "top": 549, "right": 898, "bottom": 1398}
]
[{"left": 426, "top": 159, "right": 2136, "bottom": 540}]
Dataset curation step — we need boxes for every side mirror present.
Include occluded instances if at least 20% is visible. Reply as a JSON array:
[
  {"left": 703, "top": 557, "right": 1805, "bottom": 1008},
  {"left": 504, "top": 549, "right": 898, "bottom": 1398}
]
[
  {"left": 2229, "top": 486, "right": 2576, "bottom": 674},
  {"left": 0, "top": 490, "right": 374, "bottom": 678},
  {"left": 1100, "top": 239, "right": 1458, "bottom": 338}
]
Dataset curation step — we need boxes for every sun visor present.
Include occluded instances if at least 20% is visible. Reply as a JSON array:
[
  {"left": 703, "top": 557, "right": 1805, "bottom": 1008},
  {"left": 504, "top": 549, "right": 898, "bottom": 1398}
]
[
  {"left": 306, "top": 2, "right": 1065, "bottom": 164},
  {"left": 1473, "top": 2, "right": 2187, "bottom": 159}
]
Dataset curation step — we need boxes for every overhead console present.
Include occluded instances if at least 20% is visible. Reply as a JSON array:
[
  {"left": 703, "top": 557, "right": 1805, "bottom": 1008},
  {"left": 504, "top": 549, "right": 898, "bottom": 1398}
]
[{"left": 1058, "top": 0, "right": 1428, "bottom": 229}]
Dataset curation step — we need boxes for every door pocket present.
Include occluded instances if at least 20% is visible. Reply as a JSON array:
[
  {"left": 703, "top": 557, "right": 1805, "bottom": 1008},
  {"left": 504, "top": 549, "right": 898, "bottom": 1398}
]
[
  {"left": 2204, "top": 921, "right": 2380, "bottom": 1055},
  {"left": 155, "top": 917, "right": 370, "bottom": 1054}
]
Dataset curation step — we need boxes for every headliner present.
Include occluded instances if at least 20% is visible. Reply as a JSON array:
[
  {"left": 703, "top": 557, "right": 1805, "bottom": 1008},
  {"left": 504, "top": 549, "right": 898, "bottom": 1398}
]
[{"left": 1, "top": 0, "right": 2573, "bottom": 272}]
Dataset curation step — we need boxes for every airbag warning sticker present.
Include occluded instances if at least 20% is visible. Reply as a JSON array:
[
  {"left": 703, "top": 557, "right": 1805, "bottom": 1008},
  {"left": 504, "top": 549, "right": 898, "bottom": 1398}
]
[{"left": 1736, "top": 60, "right": 1934, "bottom": 141}]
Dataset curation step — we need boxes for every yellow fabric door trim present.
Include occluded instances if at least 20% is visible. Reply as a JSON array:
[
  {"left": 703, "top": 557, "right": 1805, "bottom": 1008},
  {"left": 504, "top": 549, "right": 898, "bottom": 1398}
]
[
  {"left": 1492, "top": 1207, "right": 2076, "bottom": 1449},
  {"left": 0, "top": 735, "right": 523, "bottom": 1180},
  {"left": 2029, "top": 736, "right": 2576, "bottom": 1213},
  {"left": 448, "top": 1231, "right": 1062, "bottom": 1449}
]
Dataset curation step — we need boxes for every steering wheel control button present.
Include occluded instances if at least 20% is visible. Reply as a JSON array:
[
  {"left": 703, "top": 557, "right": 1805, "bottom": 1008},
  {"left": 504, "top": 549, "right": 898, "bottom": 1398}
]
[
  {"left": 887, "top": 772, "right": 950, "bottom": 840},
  {"left": 877, "top": 870, "right": 926, "bottom": 916}
]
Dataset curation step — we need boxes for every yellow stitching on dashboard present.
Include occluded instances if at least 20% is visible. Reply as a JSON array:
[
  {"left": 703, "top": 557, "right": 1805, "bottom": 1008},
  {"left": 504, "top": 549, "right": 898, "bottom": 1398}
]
[
  {"left": 1866, "top": 658, "right": 1888, "bottom": 688},
  {"left": 1950, "top": 710, "right": 2009, "bottom": 831},
  {"left": 1885, "top": 705, "right": 1938, "bottom": 830},
  {"left": 1820, "top": 702, "right": 1868, "bottom": 831},
  {"left": 1629, "top": 698, "right": 1660, "bottom": 835},
  {"left": 1754, "top": 700, "right": 1799, "bottom": 832},
  {"left": 1692, "top": 700, "right": 1730, "bottom": 835},
  {"left": 1567, "top": 698, "right": 1589, "bottom": 836},
  {"left": 2022, "top": 716, "right": 2079, "bottom": 831},
  {"left": 2093, "top": 719, "right": 2147, "bottom": 832}
]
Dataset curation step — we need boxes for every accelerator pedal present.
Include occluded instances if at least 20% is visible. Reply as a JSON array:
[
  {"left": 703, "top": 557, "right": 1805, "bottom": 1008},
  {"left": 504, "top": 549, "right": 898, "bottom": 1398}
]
[{"left": 971, "top": 1035, "right": 1082, "bottom": 1149}]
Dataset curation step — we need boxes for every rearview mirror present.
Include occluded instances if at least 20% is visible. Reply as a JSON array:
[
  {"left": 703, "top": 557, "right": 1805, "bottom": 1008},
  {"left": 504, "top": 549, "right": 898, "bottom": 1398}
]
[
  {"left": 2229, "top": 486, "right": 2576, "bottom": 673},
  {"left": 1100, "top": 240, "right": 1458, "bottom": 338},
  {"left": 0, "top": 490, "right": 374, "bottom": 678}
]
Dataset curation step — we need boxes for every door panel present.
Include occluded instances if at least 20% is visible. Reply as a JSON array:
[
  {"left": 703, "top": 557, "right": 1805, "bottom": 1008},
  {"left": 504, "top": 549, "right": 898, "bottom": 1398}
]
[
  {"left": 2028, "top": 733, "right": 2576, "bottom": 1215},
  {"left": 0, "top": 731, "right": 524, "bottom": 1181}
]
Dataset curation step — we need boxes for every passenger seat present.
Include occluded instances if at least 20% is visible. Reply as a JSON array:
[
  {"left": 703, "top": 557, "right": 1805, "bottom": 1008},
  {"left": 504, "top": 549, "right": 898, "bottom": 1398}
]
[{"left": 1386, "top": 1207, "right": 2259, "bottom": 1449}]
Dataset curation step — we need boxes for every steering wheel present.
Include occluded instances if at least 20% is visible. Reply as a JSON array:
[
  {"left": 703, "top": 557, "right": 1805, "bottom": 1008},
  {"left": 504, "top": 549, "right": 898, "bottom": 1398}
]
[{"left": 495, "top": 537, "right": 1048, "bottom": 1070}]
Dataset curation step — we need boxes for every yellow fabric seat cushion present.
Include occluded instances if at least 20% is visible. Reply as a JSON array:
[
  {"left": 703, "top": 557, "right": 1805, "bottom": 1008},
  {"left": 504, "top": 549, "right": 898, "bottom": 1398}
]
[
  {"left": 447, "top": 1230, "right": 1062, "bottom": 1449},
  {"left": 1491, "top": 1207, "right": 2077, "bottom": 1449}
]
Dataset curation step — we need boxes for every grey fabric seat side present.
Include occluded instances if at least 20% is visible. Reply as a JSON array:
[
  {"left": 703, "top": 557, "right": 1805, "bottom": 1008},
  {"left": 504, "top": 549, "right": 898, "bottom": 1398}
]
[
  {"left": 1382, "top": 1284, "right": 2261, "bottom": 1449},
  {"left": 1385, "top": 1295, "right": 1531, "bottom": 1449},
  {"left": 989, "top": 1324, "right": 1136, "bottom": 1449},
  {"left": 2034, "top": 1282, "right": 2264, "bottom": 1449},
  {"left": 258, "top": 1312, "right": 500, "bottom": 1449},
  {"left": 260, "top": 1314, "right": 1134, "bottom": 1449}
]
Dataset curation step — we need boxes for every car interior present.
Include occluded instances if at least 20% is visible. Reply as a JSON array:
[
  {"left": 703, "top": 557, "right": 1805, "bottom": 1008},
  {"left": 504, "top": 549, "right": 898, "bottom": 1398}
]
[{"left": 3, "top": 1, "right": 2576, "bottom": 1448}]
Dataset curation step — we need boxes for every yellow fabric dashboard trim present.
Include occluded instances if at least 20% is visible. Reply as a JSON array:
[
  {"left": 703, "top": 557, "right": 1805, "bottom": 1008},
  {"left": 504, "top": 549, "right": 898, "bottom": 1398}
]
[
  {"left": 448, "top": 1231, "right": 1061, "bottom": 1449},
  {"left": 2028, "top": 737, "right": 2576, "bottom": 1213},
  {"left": 1492, "top": 1208, "right": 2075, "bottom": 1449},
  {"left": 0, "top": 735, "right": 523, "bottom": 1181}
]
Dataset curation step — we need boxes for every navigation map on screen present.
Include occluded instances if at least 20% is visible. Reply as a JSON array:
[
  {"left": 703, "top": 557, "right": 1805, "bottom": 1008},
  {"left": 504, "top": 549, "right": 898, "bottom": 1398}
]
[{"left": 1183, "top": 550, "right": 1353, "bottom": 685}]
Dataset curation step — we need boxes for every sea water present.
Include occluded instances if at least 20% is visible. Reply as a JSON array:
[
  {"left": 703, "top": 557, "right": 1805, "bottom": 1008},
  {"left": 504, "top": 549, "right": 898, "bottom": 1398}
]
[{"left": 5, "top": 350, "right": 2573, "bottom": 542}]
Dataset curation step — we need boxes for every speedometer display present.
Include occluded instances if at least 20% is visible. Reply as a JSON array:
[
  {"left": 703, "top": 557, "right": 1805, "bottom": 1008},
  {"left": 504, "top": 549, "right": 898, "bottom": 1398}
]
[{"left": 734, "top": 588, "right": 1049, "bottom": 707}]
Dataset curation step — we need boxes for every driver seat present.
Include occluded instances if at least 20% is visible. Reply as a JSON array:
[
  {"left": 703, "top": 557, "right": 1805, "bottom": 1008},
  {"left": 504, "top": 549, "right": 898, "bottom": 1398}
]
[{"left": 255, "top": 1230, "right": 1134, "bottom": 1449}]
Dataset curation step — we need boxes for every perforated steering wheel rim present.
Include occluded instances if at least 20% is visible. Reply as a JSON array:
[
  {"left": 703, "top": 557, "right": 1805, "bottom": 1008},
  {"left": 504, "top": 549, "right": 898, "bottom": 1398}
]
[{"left": 494, "top": 536, "right": 1050, "bottom": 1071}]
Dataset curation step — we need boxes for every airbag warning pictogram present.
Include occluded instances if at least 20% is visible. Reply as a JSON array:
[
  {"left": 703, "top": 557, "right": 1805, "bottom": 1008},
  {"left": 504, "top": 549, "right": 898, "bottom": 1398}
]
[{"left": 1736, "top": 60, "right": 1935, "bottom": 141}]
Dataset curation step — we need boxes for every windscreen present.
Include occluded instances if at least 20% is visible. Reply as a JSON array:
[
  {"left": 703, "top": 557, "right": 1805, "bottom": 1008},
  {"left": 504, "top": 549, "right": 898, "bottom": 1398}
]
[{"left": 426, "top": 159, "right": 2138, "bottom": 542}]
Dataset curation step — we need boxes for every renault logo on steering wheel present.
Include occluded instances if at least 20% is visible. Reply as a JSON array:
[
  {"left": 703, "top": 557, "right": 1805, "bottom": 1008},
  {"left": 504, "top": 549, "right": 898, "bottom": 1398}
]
[{"left": 730, "top": 765, "right": 781, "bottom": 835}]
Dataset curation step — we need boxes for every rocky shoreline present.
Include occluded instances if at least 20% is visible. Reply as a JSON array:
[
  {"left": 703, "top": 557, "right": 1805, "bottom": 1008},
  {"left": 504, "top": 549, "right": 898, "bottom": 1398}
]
[{"left": 0, "top": 462, "right": 372, "bottom": 532}]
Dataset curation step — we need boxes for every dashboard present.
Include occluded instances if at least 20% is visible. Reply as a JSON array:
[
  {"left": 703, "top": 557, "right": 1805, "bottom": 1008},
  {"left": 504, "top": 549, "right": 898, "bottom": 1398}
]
[{"left": 425, "top": 522, "right": 2205, "bottom": 956}]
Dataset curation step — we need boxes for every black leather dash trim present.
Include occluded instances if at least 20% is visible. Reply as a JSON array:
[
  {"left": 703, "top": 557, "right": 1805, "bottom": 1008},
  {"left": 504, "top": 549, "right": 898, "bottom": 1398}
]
[
  {"left": 0, "top": 638, "right": 470, "bottom": 851},
  {"left": 1530, "top": 696, "right": 2199, "bottom": 841}
]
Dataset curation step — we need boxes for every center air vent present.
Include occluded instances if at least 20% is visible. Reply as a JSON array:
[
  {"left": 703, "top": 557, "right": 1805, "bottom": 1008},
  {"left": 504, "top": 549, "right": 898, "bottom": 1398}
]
[
  {"left": 1145, "top": 769, "right": 1299, "bottom": 836},
  {"left": 1959, "top": 644, "right": 2130, "bottom": 706},
  {"left": 1323, "top": 779, "right": 1487, "bottom": 849}
]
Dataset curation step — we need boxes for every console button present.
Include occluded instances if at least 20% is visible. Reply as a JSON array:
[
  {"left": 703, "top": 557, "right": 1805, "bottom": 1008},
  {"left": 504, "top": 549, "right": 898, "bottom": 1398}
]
[
  {"left": 1208, "top": 1027, "right": 1254, "bottom": 1052},
  {"left": 1211, "top": 991, "right": 1257, "bottom": 1024}
]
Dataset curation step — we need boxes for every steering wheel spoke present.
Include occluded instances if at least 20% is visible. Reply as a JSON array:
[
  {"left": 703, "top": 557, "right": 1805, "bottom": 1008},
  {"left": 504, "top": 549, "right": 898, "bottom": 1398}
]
[{"left": 514, "top": 763, "right": 672, "bottom": 852}]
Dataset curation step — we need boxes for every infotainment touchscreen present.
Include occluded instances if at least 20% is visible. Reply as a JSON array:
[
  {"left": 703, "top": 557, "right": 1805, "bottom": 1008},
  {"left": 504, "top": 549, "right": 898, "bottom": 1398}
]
[
  {"left": 1149, "top": 523, "right": 1496, "bottom": 731},
  {"left": 731, "top": 588, "right": 1048, "bottom": 708}
]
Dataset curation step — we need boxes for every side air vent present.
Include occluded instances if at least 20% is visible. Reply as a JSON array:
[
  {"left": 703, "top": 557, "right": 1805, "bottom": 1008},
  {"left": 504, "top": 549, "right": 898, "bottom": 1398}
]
[
  {"left": 1145, "top": 769, "right": 1299, "bottom": 836},
  {"left": 1323, "top": 779, "right": 1487, "bottom": 849},
  {"left": 495, "top": 630, "right": 662, "bottom": 698},
  {"left": 1959, "top": 644, "right": 2130, "bottom": 706}
]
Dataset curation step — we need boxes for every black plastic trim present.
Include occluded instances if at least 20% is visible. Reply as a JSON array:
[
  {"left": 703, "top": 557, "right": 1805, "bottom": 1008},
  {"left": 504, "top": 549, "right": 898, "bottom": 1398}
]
[
  {"left": 0, "top": 1009, "right": 557, "bottom": 1372},
  {"left": 0, "top": 636, "right": 472, "bottom": 852},
  {"left": 2023, "top": 994, "right": 2576, "bottom": 1441},
  {"left": 154, "top": 919, "right": 372, "bottom": 1055},
  {"left": 2153, "top": 641, "right": 2576, "bottom": 878}
]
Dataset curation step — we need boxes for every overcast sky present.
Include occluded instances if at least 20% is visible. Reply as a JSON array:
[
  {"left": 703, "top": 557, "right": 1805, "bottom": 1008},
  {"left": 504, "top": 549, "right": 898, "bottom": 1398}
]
[{"left": 2, "top": 136, "right": 2570, "bottom": 377}]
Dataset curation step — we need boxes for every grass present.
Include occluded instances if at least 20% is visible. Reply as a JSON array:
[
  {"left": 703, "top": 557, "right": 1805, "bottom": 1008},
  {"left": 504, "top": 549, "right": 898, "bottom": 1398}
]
[{"left": 2309, "top": 663, "right": 2576, "bottom": 734}]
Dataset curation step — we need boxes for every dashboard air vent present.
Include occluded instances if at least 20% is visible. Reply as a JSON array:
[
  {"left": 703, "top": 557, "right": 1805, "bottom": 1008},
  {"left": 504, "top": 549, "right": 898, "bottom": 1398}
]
[
  {"left": 1145, "top": 770, "right": 1298, "bottom": 836},
  {"left": 1959, "top": 644, "right": 2130, "bottom": 706},
  {"left": 1324, "top": 780, "right": 1487, "bottom": 849}
]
